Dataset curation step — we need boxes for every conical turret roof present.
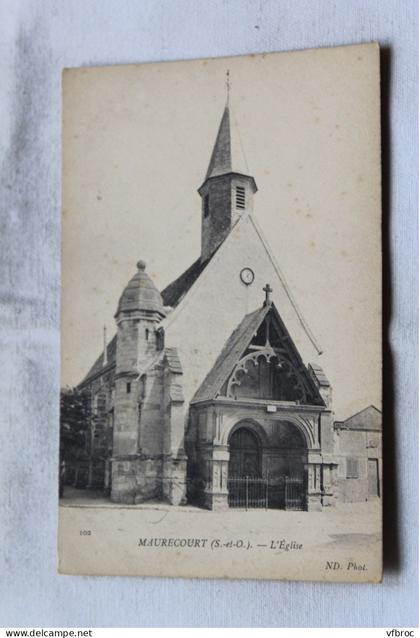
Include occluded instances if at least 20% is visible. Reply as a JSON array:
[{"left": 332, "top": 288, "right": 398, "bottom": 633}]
[{"left": 115, "top": 260, "right": 166, "bottom": 317}]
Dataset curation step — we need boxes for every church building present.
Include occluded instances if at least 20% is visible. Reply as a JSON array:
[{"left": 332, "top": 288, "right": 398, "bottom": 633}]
[{"left": 71, "top": 100, "right": 382, "bottom": 511}]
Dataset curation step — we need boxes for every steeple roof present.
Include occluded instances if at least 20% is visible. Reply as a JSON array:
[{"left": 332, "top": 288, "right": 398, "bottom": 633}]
[{"left": 204, "top": 104, "right": 250, "bottom": 181}]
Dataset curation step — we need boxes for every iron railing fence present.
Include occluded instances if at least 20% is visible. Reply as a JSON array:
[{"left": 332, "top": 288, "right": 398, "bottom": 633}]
[
  {"left": 227, "top": 475, "right": 306, "bottom": 510},
  {"left": 228, "top": 476, "right": 268, "bottom": 509},
  {"left": 284, "top": 476, "right": 306, "bottom": 511}
]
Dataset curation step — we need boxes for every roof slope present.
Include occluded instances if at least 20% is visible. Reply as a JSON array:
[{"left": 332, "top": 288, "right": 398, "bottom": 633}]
[
  {"left": 164, "top": 347, "right": 183, "bottom": 373},
  {"left": 204, "top": 104, "right": 250, "bottom": 181},
  {"left": 161, "top": 211, "right": 235, "bottom": 308},
  {"left": 308, "top": 363, "right": 330, "bottom": 387},
  {"left": 206, "top": 105, "right": 231, "bottom": 180},
  {"left": 335, "top": 405, "right": 382, "bottom": 431},
  {"left": 192, "top": 305, "right": 268, "bottom": 403},
  {"left": 192, "top": 301, "right": 324, "bottom": 405},
  {"left": 79, "top": 333, "right": 117, "bottom": 386},
  {"left": 161, "top": 257, "right": 209, "bottom": 308}
]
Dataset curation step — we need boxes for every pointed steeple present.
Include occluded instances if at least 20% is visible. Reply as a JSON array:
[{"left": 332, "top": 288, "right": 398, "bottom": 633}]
[
  {"left": 198, "top": 91, "right": 258, "bottom": 262},
  {"left": 205, "top": 105, "right": 231, "bottom": 180},
  {"left": 204, "top": 104, "right": 251, "bottom": 182}
]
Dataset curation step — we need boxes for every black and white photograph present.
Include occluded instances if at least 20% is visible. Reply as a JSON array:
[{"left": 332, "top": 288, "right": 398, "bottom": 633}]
[
  {"left": 2, "top": 0, "right": 418, "bottom": 631},
  {"left": 59, "top": 44, "right": 382, "bottom": 581}
]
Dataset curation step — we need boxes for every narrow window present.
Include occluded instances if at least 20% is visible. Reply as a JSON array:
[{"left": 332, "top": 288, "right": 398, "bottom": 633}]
[
  {"left": 156, "top": 327, "right": 165, "bottom": 351},
  {"left": 145, "top": 328, "right": 149, "bottom": 341},
  {"left": 236, "top": 185, "right": 246, "bottom": 209},
  {"left": 346, "top": 458, "right": 359, "bottom": 479},
  {"left": 126, "top": 382, "right": 131, "bottom": 394},
  {"left": 203, "top": 194, "right": 210, "bottom": 218}
]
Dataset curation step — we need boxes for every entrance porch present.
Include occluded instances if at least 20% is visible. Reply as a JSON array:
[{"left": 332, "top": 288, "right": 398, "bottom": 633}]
[{"left": 188, "top": 398, "right": 337, "bottom": 511}]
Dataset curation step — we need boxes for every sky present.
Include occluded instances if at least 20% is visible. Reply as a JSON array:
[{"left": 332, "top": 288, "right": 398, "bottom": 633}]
[{"left": 61, "top": 44, "right": 382, "bottom": 420}]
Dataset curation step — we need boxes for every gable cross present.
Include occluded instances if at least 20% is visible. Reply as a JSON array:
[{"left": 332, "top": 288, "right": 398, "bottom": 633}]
[{"left": 263, "top": 283, "right": 273, "bottom": 306}]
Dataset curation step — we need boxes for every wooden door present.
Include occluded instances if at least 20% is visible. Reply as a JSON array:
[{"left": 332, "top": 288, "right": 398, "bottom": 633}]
[
  {"left": 228, "top": 428, "right": 260, "bottom": 478},
  {"left": 368, "top": 458, "right": 379, "bottom": 498}
]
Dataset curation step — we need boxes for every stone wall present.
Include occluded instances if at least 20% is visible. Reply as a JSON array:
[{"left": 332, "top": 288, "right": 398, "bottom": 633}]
[
  {"left": 200, "top": 174, "right": 256, "bottom": 262},
  {"left": 111, "top": 457, "right": 163, "bottom": 504},
  {"left": 162, "top": 360, "right": 187, "bottom": 505},
  {"left": 200, "top": 175, "right": 232, "bottom": 262},
  {"left": 110, "top": 345, "right": 188, "bottom": 505},
  {"left": 139, "top": 367, "right": 164, "bottom": 455}
]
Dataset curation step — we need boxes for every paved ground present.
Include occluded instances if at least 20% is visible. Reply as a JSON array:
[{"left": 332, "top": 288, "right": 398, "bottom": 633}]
[
  {"left": 58, "top": 487, "right": 382, "bottom": 582},
  {"left": 60, "top": 486, "right": 205, "bottom": 511}
]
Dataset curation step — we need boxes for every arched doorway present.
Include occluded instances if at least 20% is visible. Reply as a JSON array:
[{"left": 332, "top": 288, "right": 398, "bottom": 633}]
[
  {"left": 226, "top": 420, "right": 308, "bottom": 510},
  {"left": 228, "top": 426, "right": 264, "bottom": 508},
  {"left": 228, "top": 427, "right": 261, "bottom": 478},
  {"left": 268, "top": 421, "right": 308, "bottom": 510}
]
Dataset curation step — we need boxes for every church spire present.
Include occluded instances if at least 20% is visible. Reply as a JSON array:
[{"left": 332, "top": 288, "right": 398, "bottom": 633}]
[
  {"left": 198, "top": 77, "right": 258, "bottom": 262},
  {"left": 203, "top": 75, "right": 250, "bottom": 182},
  {"left": 205, "top": 71, "right": 232, "bottom": 180},
  {"left": 205, "top": 104, "right": 232, "bottom": 180}
]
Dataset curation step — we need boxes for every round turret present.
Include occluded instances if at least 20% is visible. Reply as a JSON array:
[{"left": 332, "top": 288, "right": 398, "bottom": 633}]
[{"left": 115, "top": 261, "right": 166, "bottom": 318}]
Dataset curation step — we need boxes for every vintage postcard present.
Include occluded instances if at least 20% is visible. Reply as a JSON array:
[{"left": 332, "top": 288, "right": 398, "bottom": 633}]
[{"left": 59, "top": 43, "right": 382, "bottom": 582}]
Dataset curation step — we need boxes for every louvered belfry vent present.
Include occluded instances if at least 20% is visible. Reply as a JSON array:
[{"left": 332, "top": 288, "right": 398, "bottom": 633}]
[{"left": 236, "top": 185, "right": 246, "bottom": 209}]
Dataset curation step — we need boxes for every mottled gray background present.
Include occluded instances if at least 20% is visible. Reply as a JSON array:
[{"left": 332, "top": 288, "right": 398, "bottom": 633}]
[{"left": 0, "top": 0, "right": 417, "bottom": 628}]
